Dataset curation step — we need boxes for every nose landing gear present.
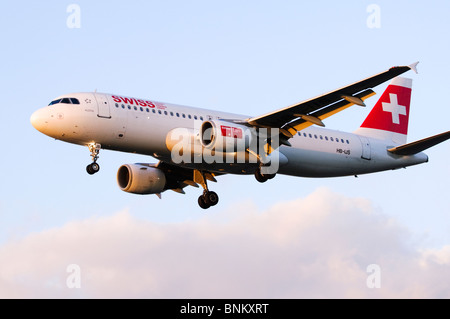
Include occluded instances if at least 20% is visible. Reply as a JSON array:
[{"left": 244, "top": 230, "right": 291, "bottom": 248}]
[
  {"left": 86, "top": 143, "right": 101, "bottom": 175},
  {"left": 86, "top": 162, "right": 100, "bottom": 175}
]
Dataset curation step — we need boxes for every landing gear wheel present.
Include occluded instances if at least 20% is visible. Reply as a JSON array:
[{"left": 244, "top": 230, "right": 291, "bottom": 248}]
[
  {"left": 204, "top": 191, "right": 219, "bottom": 207},
  {"left": 197, "top": 191, "right": 219, "bottom": 209},
  {"left": 254, "top": 168, "right": 268, "bottom": 183},
  {"left": 86, "top": 143, "right": 101, "bottom": 175},
  {"left": 198, "top": 195, "right": 210, "bottom": 209},
  {"left": 265, "top": 172, "right": 276, "bottom": 180},
  {"left": 254, "top": 167, "right": 276, "bottom": 183},
  {"left": 86, "top": 162, "right": 100, "bottom": 175},
  {"left": 195, "top": 170, "right": 220, "bottom": 209}
]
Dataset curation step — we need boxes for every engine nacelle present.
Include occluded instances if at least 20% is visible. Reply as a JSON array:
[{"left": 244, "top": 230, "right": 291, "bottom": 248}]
[
  {"left": 117, "top": 164, "right": 166, "bottom": 194},
  {"left": 200, "top": 120, "right": 254, "bottom": 152}
]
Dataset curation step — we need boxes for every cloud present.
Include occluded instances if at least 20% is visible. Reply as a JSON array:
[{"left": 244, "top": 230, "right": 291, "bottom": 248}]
[{"left": 1, "top": 187, "right": 449, "bottom": 298}]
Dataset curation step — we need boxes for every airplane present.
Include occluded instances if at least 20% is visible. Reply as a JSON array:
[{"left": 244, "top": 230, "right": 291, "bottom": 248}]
[{"left": 30, "top": 62, "right": 450, "bottom": 209}]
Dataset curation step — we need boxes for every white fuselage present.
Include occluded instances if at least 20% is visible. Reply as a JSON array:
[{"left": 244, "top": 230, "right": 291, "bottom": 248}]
[{"left": 30, "top": 92, "right": 428, "bottom": 177}]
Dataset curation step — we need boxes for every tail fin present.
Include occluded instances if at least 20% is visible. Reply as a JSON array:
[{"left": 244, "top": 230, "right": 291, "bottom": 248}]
[{"left": 355, "top": 77, "right": 412, "bottom": 144}]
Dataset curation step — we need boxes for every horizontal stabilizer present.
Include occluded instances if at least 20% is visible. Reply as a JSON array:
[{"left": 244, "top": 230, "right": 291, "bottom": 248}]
[{"left": 388, "top": 131, "right": 450, "bottom": 155}]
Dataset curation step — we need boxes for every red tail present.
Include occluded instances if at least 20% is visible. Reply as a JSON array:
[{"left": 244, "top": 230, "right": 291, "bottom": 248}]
[{"left": 356, "top": 77, "right": 412, "bottom": 144}]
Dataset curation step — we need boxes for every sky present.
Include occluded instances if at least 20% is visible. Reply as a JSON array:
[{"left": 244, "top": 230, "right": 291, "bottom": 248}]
[{"left": 1, "top": 0, "right": 450, "bottom": 298}]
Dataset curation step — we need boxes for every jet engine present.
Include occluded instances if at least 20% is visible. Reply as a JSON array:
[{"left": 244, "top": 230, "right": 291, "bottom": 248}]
[
  {"left": 117, "top": 164, "right": 166, "bottom": 194},
  {"left": 200, "top": 120, "right": 254, "bottom": 152}
]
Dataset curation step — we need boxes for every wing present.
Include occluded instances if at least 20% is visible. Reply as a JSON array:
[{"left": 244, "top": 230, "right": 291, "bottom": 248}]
[{"left": 247, "top": 62, "right": 419, "bottom": 138}]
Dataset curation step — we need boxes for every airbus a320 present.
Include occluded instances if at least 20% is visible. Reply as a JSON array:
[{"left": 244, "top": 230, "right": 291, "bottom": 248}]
[{"left": 31, "top": 62, "right": 450, "bottom": 208}]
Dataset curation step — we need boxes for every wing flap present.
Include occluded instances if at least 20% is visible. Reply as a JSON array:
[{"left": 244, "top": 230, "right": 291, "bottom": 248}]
[{"left": 284, "top": 89, "right": 376, "bottom": 137}]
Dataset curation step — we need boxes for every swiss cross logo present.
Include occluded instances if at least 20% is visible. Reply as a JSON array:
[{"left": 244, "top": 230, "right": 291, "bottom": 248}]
[
  {"left": 382, "top": 93, "right": 407, "bottom": 124},
  {"left": 360, "top": 83, "right": 412, "bottom": 135}
]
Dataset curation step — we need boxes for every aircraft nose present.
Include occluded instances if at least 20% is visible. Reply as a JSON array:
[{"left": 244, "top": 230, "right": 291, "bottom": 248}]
[{"left": 30, "top": 108, "right": 48, "bottom": 133}]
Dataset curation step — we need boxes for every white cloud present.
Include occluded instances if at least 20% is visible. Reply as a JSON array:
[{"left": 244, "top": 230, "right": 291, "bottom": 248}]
[{"left": 1, "top": 187, "right": 449, "bottom": 298}]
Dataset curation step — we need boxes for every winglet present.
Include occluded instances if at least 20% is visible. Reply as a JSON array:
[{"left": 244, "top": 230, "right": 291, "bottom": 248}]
[{"left": 408, "top": 61, "right": 419, "bottom": 74}]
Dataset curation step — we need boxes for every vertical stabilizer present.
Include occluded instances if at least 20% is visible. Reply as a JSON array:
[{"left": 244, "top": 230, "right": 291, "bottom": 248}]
[{"left": 355, "top": 77, "right": 412, "bottom": 144}]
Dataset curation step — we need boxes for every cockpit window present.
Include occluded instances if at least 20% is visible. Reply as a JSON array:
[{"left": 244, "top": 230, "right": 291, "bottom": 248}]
[
  {"left": 48, "top": 99, "right": 62, "bottom": 106},
  {"left": 48, "top": 97, "right": 80, "bottom": 106}
]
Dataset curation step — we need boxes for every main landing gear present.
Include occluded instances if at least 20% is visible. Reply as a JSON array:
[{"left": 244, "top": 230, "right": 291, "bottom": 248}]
[
  {"left": 86, "top": 143, "right": 101, "bottom": 175},
  {"left": 198, "top": 190, "right": 219, "bottom": 209},
  {"left": 254, "top": 165, "right": 276, "bottom": 183},
  {"left": 194, "top": 170, "right": 219, "bottom": 209}
]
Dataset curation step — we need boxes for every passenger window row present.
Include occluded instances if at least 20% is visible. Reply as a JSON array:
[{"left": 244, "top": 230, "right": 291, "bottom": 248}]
[
  {"left": 114, "top": 103, "right": 204, "bottom": 121},
  {"left": 298, "top": 131, "right": 350, "bottom": 144}
]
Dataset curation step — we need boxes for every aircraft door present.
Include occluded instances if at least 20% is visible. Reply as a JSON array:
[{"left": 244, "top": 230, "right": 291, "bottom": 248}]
[
  {"left": 359, "top": 136, "right": 371, "bottom": 160},
  {"left": 95, "top": 93, "right": 111, "bottom": 119}
]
